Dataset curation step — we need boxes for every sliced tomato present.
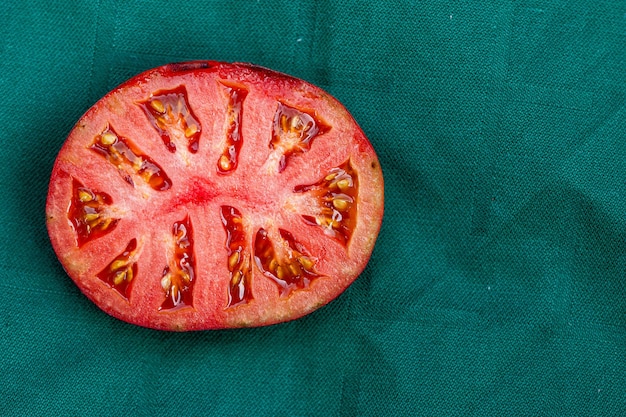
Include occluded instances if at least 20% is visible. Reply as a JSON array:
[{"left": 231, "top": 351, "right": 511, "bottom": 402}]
[{"left": 46, "top": 61, "right": 384, "bottom": 331}]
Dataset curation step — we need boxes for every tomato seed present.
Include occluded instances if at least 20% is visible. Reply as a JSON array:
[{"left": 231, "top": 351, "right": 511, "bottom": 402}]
[
  {"left": 150, "top": 99, "right": 165, "bottom": 113},
  {"left": 100, "top": 132, "right": 117, "bottom": 145},
  {"left": 336, "top": 179, "right": 350, "bottom": 191},
  {"left": 78, "top": 190, "right": 93, "bottom": 202},
  {"left": 109, "top": 259, "right": 127, "bottom": 271},
  {"left": 185, "top": 124, "right": 198, "bottom": 137},
  {"left": 228, "top": 252, "right": 240, "bottom": 270},
  {"left": 231, "top": 270, "right": 242, "bottom": 285},
  {"left": 269, "top": 259, "right": 278, "bottom": 272},
  {"left": 219, "top": 155, "right": 231, "bottom": 171},
  {"left": 298, "top": 257, "right": 314, "bottom": 270},
  {"left": 276, "top": 266, "right": 286, "bottom": 280},
  {"left": 113, "top": 270, "right": 127, "bottom": 286},
  {"left": 332, "top": 198, "right": 349, "bottom": 211},
  {"left": 161, "top": 274, "right": 172, "bottom": 291},
  {"left": 84, "top": 213, "right": 99, "bottom": 222}
]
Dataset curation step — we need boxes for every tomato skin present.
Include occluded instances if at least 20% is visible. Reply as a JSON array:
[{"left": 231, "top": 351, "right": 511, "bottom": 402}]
[{"left": 46, "top": 61, "right": 384, "bottom": 331}]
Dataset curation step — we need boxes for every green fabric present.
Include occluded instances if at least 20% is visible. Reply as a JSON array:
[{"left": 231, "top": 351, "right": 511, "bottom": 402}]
[{"left": 2, "top": 0, "right": 626, "bottom": 415}]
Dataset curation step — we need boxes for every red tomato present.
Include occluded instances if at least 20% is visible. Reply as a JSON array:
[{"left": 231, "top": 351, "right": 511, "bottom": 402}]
[{"left": 46, "top": 62, "right": 384, "bottom": 331}]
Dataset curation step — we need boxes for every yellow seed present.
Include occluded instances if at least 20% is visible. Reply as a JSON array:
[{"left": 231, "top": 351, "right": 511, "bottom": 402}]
[
  {"left": 180, "top": 271, "right": 190, "bottom": 283},
  {"left": 280, "top": 114, "right": 289, "bottom": 132},
  {"left": 288, "top": 263, "right": 301, "bottom": 276},
  {"left": 150, "top": 99, "right": 165, "bottom": 113},
  {"left": 330, "top": 220, "right": 340, "bottom": 229},
  {"left": 161, "top": 274, "right": 172, "bottom": 291},
  {"left": 219, "top": 155, "right": 231, "bottom": 171},
  {"left": 269, "top": 259, "right": 278, "bottom": 272},
  {"left": 290, "top": 115, "right": 301, "bottom": 130},
  {"left": 100, "top": 132, "right": 117, "bottom": 145},
  {"left": 298, "top": 257, "right": 314, "bottom": 270},
  {"left": 100, "top": 218, "right": 113, "bottom": 230},
  {"left": 337, "top": 179, "right": 350, "bottom": 191},
  {"left": 325, "top": 173, "right": 337, "bottom": 181},
  {"left": 240, "top": 253, "right": 250, "bottom": 270},
  {"left": 110, "top": 259, "right": 127, "bottom": 271},
  {"left": 78, "top": 190, "right": 93, "bottom": 202},
  {"left": 228, "top": 252, "right": 240, "bottom": 270},
  {"left": 231, "top": 270, "right": 242, "bottom": 285},
  {"left": 84, "top": 213, "right": 99, "bottom": 222},
  {"left": 276, "top": 266, "right": 286, "bottom": 280},
  {"left": 154, "top": 116, "right": 167, "bottom": 130},
  {"left": 113, "top": 270, "right": 126, "bottom": 286},
  {"left": 133, "top": 157, "right": 143, "bottom": 171},
  {"left": 333, "top": 198, "right": 349, "bottom": 211},
  {"left": 126, "top": 267, "right": 134, "bottom": 282},
  {"left": 185, "top": 124, "right": 198, "bottom": 137}
]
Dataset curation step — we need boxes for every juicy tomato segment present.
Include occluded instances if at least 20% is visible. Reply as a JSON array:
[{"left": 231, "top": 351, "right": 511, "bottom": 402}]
[
  {"left": 90, "top": 125, "right": 172, "bottom": 191},
  {"left": 270, "top": 103, "right": 331, "bottom": 172},
  {"left": 46, "top": 61, "right": 384, "bottom": 331},
  {"left": 217, "top": 82, "right": 248, "bottom": 174},
  {"left": 138, "top": 86, "right": 202, "bottom": 154},
  {"left": 254, "top": 228, "right": 321, "bottom": 296},
  {"left": 97, "top": 239, "right": 139, "bottom": 300},
  {"left": 220, "top": 205, "right": 253, "bottom": 308},
  {"left": 295, "top": 159, "right": 358, "bottom": 246},
  {"left": 68, "top": 178, "right": 119, "bottom": 247},
  {"left": 160, "top": 216, "right": 196, "bottom": 311}
]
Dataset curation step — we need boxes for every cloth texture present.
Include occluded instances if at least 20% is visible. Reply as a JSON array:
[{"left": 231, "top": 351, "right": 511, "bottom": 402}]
[{"left": 2, "top": 1, "right": 626, "bottom": 415}]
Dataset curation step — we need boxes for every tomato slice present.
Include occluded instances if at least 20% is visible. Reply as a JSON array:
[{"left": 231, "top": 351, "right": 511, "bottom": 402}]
[{"left": 46, "top": 61, "right": 384, "bottom": 331}]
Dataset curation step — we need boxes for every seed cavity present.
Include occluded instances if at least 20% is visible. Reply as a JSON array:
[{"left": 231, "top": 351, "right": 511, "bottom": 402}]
[
  {"left": 220, "top": 205, "right": 253, "bottom": 308},
  {"left": 139, "top": 86, "right": 201, "bottom": 153},
  {"left": 217, "top": 81, "right": 248, "bottom": 174},
  {"left": 68, "top": 179, "right": 119, "bottom": 247},
  {"left": 97, "top": 239, "right": 138, "bottom": 300},
  {"left": 270, "top": 102, "right": 331, "bottom": 172},
  {"left": 294, "top": 159, "right": 358, "bottom": 246},
  {"left": 90, "top": 125, "right": 172, "bottom": 191},
  {"left": 160, "top": 216, "right": 196, "bottom": 311},
  {"left": 254, "top": 228, "right": 321, "bottom": 296}
]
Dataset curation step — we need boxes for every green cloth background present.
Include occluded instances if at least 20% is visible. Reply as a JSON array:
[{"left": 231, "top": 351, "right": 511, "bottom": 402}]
[{"left": 2, "top": 0, "right": 626, "bottom": 415}]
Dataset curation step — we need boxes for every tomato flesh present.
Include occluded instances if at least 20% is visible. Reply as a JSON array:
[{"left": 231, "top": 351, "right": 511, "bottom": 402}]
[{"left": 46, "top": 61, "right": 384, "bottom": 331}]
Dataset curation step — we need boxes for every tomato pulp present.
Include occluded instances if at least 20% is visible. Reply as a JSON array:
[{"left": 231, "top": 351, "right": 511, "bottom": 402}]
[{"left": 46, "top": 62, "right": 384, "bottom": 331}]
